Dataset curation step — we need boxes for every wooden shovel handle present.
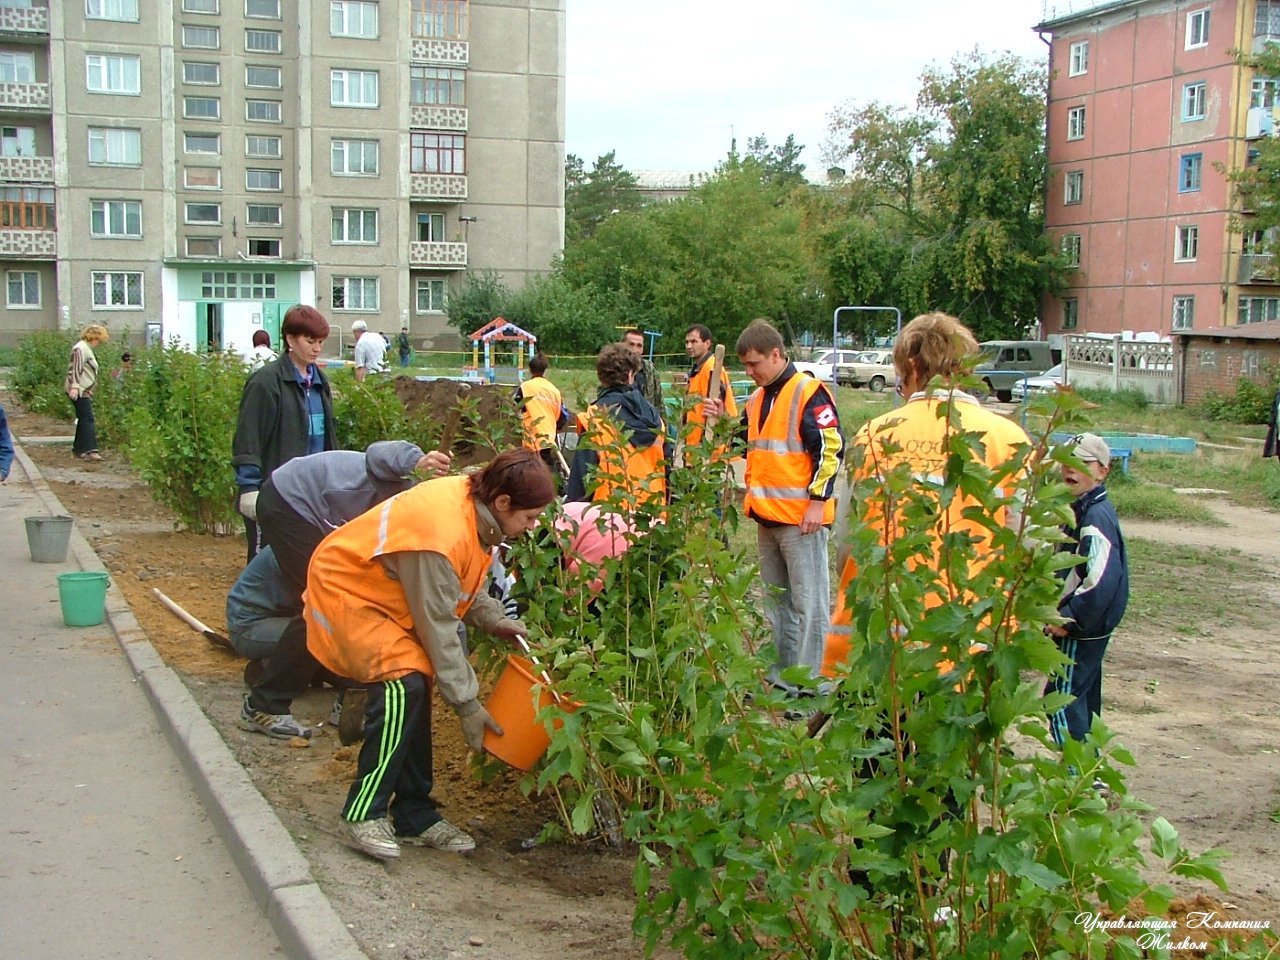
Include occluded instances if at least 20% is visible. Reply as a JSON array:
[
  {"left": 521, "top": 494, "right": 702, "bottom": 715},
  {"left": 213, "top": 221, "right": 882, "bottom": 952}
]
[
  {"left": 706, "top": 344, "right": 726, "bottom": 426},
  {"left": 152, "top": 588, "right": 215, "bottom": 635}
]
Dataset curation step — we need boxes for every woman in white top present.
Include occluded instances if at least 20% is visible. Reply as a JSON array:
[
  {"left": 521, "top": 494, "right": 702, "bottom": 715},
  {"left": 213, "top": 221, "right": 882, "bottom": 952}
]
[
  {"left": 249, "top": 329, "right": 276, "bottom": 369},
  {"left": 64, "top": 324, "right": 109, "bottom": 462}
]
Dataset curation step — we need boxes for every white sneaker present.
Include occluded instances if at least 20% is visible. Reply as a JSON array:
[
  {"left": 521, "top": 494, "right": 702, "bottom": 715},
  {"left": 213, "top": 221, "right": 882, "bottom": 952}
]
[
  {"left": 401, "top": 818, "right": 476, "bottom": 853},
  {"left": 342, "top": 817, "right": 400, "bottom": 860}
]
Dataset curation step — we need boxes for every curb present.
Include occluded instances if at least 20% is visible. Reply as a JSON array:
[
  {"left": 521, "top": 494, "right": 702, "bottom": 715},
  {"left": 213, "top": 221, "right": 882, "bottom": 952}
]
[{"left": 12, "top": 442, "right": 367, "bottom": 960}]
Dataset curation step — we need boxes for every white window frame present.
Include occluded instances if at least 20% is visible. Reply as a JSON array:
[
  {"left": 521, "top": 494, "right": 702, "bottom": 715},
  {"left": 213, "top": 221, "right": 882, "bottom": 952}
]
[
  {"left": 184, "top": 201, "right": 222, "bottom": 225},
  {"left": 182, "top": 0, "right": 219, "bottom": 12},
  {"left": 245, "top": 0, "right": 281, "bottom": 18},
  {"left": 183, "top": 96, "right": 220, "bottom": 120},
  {"left": 185, "top": 236, "right": 222, "bottom": 258},
  {"left": 330, "top": 69, "right": 379, "bottom": 108},
  {"left": 1066, "top": 105, "right": 1086, "bottom": 141},
  {"left": 1172, "top": 295, "right": 1195, "bottom": 331},
  {"left": 1175, "top": 224, "right": 1200, "bottom": 262},
  {"left": 0, "top": 52, "right": 34, "bottom": 84},
  {"left": 416, "top": 276, "right": 446, "bottom": 313},
  {"left": 245, "top": 99, "right": 282, "bottom": 123},
  {"left": 86, "top": 0, "right": 139, "bottom": 22},
  {"left": 1068, "top": 40, "right": 1089, "bottom": 77},
  {"left": 88, "top": 127, "right": 141, "bottom": 167},
  {"left": 1064, "top": 170, "right": 1084, "bottom": 205},
  {"left": 331, "top": 137, "right": 378, "bottom": 176},
  {"left": 6, "top": 269, "right": 40, "bottom": 308},
  {"left": 246, "top": 203, "right": 282, "bottom": 226},
  {"left": 1186, "top": 8, "right": 1210, "bottom": 49},
  {"left": 182, "top": 61, "right": 220, "bottom": 86},
  {"left": 183, "top": 166, "right": 221, "bottom": 190},
  {"left": 86, "top": 53, "right": 141, "bottom": 95},
  {"left": 90, "top": 199, "right": 142, "bottom": 239},
  {"left": 245, "top": 29, "right": 282, "bottom": 53},
  {"left": 1182, "top": 82, "right": 1207, "bottom": 121},
  {"left": 92, "top": 271, "right": 144, "bottom": 310},
  {"left": 331, "top": 0, "right": 380, "bottom": 38},
  {"left": 332, "top": 207, "right": 378, "bottom": 244},
  {"left": 332, "top": 275, "right": 379, "bottom": 311},
  {"left": 245, "top": 134, "right": 281, "bottom": 159},
  {"left": 416, "top": 211, "right": 445, "bottom": 241},
  {"left": 181, "top": 24, "right": 221, "bottom": 49},
  {"left": 246, "top": 237, "right": 282, "bottom": 258},
  {"left": 1061, "top": 233, "right": 1082, "bottom": 268},
  {"left": 245, "top": 64, "right": 281, "bottom": 89},
  {"left": 0, "top": 126, "right": 35, "bottom": 158},
  {"left": 410, "top": 65, "right": 465, "bottom": 105},
  {"left": 184, "top": 132, "right": 221, "bottom": 154},
  {"left": 1238, "top": 296, "right": 1280, "bottom": 324},
  {"left": 246, "top": 168, "right": 282, "bottom": 192}
]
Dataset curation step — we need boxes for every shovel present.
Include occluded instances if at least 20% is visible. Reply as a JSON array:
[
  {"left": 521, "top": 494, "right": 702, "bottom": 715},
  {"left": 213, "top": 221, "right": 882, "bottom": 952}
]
[{"left": 152, "top": 588, "right": 233, "bottom": 651}]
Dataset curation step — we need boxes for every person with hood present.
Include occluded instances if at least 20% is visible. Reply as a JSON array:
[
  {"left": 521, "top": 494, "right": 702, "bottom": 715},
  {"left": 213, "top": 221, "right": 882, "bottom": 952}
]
[{"left": 566, "top": 342, "right": 670, "bottom": 508}]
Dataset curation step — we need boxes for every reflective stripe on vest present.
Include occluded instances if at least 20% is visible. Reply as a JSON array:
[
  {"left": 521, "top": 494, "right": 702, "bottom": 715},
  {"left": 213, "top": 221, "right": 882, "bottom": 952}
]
[{"left": 744, "top": 373, "right": 831, "bottom": 525}]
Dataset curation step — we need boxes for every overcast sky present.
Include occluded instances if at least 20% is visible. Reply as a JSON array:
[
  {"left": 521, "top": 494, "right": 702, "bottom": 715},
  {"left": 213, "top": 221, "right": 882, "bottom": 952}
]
[{"left": 566, "top": 0, "right": 1055, "bottom": 174}]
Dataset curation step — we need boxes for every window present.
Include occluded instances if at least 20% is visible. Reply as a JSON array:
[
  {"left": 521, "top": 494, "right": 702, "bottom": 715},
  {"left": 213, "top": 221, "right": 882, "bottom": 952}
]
[
  {"left": 182, "top": 61, "right": 220, "bottom": 85},
  {"left": 184, "top": 132, "right": 220, "bottom": 154},
  {"left": 246, "top": 203, "right": 282, "bottom": 226},
  {"left": 88, "top": 127, "right": 141, "bottom": 166},
  {"left": 245, "top": 99, "right": 282, "bottom": 122},
  {"left": 1176, "top": 224, "right": 1199, "bottom": 261},
  {"left": 331, "top": 0, "right": 379, "bottom": 37},
  {"left": 1064, "top": 169, "right": 1084, "bottom": 205},
  {"left": 409, "top": 132, "right": 465, "bottom": 173},
  {"left": 1252, "top": 78, "right": 1280, "bottom": 109},
  {"left": 0, "top": 52, "right": 34, "bottom": 83},
  {"left": 331, "top": 138, "right": 378, "bottom": 175},
  {"left": 246, "top": 168, "right": 282, "bottom": 191},
  {"left": 183, "top": 167, "right": 221, "bottom": 189},
  {"left": 185, "top": 236, "right": 221, "bottom": 257},
  {"left": 1258, "top": 2, "right": 1280, "bottom": 39},
  {"left": 93, "top": 271, "right": 144, "bottom": 309},
  {"left": 184, "top": 201, "right": 221, "bottom": 224},
  {"left": 182, "top": 25, "right": 220, "bottom": 49},
  {"left": 1187, "top": 8, "right": 1210, "bottom": 48},
  {"left": 245, "top": 0, "right": 280, "bottom": 17},
  {"left": 332, "top": 275, "right": 378, "bottom": 310},
  {"left": 410, "top": 66, "right": 465, "bottom": 105},
  {"left": 1182, "top": 82, "right": 1207, "bottom": 121},
  {"left": 1062, "top": 297, "right": 1079, "bottom": 330},
  {"left": 1172, "top": 295, "right": 1195, "bottom": 331},
  {"left": 331, "top": 69, "right": 379, "bottom": 107},
  {"left": 1239, "top": 296, "right": 1280, "bottom": 323},
  {"left": 90, "top": 199, "right": 142, "bottom": 238},
  {"left": 245, "top": 65, "right": 281, "bottom": 88},
  {"left": 416, "top": 277, "right": 446, "bottom": 312},
  {"left": 6, "top": 270, "right": 40, "bottom": 308},
  {"left": 201, "top": 270, "right": 276, "bottom": 299},
  {"left": 416, "top": 211, "right": 444, "bottom": 241},
  {"left": 183, "top": 0, "right": 218, "bottom": 11},
  {"left": 0, "top": 126, "right": 35, "bottom": 157},
  {"left": 1066, "top": 105, "right": 1086, "bottom": 140},
  {"left": 1061, "top": 233, "right": 1081, "bottom": 268},
  {"left": 183, "top": 96, "right": 220, "bottom": 119},
  {"left": 245, "top": 135, "right": 281, "bottom": 158},
  {"left": 247, "top": 238, "right": 281, "bottom": 257},
  {"left": 1069, "top": 40, "right": 1089, "bottom": 77},
  {"left": 1178, "top": 153, "right": 1203, "bottom": 192},
  {"left": 86, "top": 54, "right": 140, "bottom": 94},
  {"left": 245, "top": 29, "right": 282, "bottom": 53},
  {"left": 333, "top": 207, "right": 378, "bottom": 243},
  {"left": 411, "top": 0, "right": 467, "bottom": 38},
  {"left": 86, "top": 0, "right": 139, "bottom": 21}
]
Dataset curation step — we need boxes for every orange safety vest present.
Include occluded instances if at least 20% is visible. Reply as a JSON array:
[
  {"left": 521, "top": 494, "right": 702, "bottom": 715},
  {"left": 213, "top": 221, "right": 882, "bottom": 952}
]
[
  {"left": 821, "top": 396, "right": 1029, "bottom": 678},
  {"left": 519, "top": 376, "right": 562, "bottom": 451},
  {"left": 743, "top": 372, "right": 835, "bottom": 526},
  {"left": 576, "top": 405, "right": 667, "bottom": 509},
  {"left": 305, "top": 475, "right": 491, "bottom": 684},
  {"left": 683, "top": 355, "right": 738, "bottom": 447}
]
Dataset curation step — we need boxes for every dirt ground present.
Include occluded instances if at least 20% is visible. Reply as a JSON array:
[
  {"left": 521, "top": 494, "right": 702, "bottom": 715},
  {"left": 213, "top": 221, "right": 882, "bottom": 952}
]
[{"left": 8, "top": 403, "right": 1280, "bottom": 956}]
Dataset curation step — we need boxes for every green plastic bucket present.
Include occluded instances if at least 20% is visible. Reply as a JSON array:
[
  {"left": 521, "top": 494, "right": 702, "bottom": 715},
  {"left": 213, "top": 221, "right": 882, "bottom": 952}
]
[{"left": 57, "top": 572, "right": 110, "bottom": 627}]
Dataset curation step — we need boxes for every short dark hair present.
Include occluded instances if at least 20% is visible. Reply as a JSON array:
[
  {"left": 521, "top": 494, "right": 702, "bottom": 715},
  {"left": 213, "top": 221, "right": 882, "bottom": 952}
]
[
  {"left": 622, "top": 328, "right": 644, "bottom": 342},
  {"left": 735, "top": 318, "right": 785, "bottom": 358},
  {"left": 596, "top": 342, "right": 639, "bottom": 388},
  {"left": 685, "top": 324, "right": 712, "bottom": 343},
  {"left": 281, "top": 304, "right": 330, "bottom": 341},
  {"left": 529, "top": 353, "right": 549, "bottom": 376},
  {"left": 252, "top": 330, "right": 271, "bottom": 348},
  {"left": 469, "top": 448, "right": 557, "bottom": 509}
]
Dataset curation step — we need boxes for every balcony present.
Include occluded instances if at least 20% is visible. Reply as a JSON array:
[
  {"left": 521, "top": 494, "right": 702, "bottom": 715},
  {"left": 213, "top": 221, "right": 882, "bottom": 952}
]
[
  {"left": 0, "top": 4, "right": 49, "bottom": 37},
  {"left": 0, "top": 199, "right": 55, "bottom": 258},
  {"left": 410, "top": 173, "right": 466, "bottom": 201},
  {"left": 0, "top": 81, "right": 50, "bottom": 113},
  {"left": 411, "top": 38, "right": 468, "bottom": 65},
  {"left": 410, "top": 104, "right": 467, "bottom": 132},
  {"left": 409, "top": 240, "right": 466, "bottom": 269},
  {"left": 0, "top": 154, "right": 51, "bottom": 182},
  {"left": 1238, "top": 253, "right": 1279, "bottom": 284}
]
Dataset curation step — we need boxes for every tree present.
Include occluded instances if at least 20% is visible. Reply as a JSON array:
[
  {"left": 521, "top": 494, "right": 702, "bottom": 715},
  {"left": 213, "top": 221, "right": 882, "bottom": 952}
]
[
  {"left": 745, "top": 133, "right": 809, "bottom": 191},
  {"left": 1228, "top": 47, "right": 1280, "bottom": 261},
  {"left": 564, "top": 150, "right": 646, "bottom": 245}
]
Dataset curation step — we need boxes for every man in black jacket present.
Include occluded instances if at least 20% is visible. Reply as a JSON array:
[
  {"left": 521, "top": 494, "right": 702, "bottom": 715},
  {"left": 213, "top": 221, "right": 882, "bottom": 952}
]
[{"left": 1045, "top": 433, "right": 1130, "bottom": 745}]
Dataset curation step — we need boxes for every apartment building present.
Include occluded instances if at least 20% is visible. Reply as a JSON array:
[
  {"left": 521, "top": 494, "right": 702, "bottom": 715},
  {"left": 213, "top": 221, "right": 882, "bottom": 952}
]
[
  {"left": 1037, "top": 0, "right": 1280, "bottom": 337},
  {"left": 0, "top": 0, "right": 565, "bottom": 351}
]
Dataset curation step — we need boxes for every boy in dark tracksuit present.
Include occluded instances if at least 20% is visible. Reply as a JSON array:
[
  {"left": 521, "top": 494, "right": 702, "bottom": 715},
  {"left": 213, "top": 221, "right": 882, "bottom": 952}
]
[{"left": 1045, "top": 433, "right": 1129, "bottom": 745}]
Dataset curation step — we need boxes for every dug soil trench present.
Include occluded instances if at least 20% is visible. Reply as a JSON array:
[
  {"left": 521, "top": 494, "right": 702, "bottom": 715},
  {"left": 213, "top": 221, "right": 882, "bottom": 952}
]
[{"left": 8, "top": 403, "right": 1280, "bottom": 957}]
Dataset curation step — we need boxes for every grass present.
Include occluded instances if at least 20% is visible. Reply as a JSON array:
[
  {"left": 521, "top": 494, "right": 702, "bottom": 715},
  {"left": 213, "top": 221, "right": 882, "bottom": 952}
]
[
  {"left": 1124, "top": 538, "right": 1275, "bottom": 635},
  {"left": 1106, "top": 481, "right": 1223, "bottom": 525},
  {"left": 1129, "top": 449, "right": 1280, "bottom": 510}
]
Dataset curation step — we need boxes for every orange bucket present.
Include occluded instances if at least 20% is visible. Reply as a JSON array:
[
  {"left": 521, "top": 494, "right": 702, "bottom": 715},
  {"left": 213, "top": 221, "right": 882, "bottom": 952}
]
[{"left": 483, "top": 655, "right": 578, "bottom": 771}]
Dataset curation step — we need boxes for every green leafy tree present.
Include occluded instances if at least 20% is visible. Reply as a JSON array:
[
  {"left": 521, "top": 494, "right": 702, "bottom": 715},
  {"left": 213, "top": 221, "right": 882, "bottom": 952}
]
[
  {"left": 745, "top": 133, "right": 809, "bottom": 191},
  {"left": 565, "top": 150, "right": 646, "bottom": 245},
  {"left": 444, "top": 270, "right": 510, "bottom": 340},
  {"left": 1228, "top": 47, "right": 1280, "bottom": 259}
]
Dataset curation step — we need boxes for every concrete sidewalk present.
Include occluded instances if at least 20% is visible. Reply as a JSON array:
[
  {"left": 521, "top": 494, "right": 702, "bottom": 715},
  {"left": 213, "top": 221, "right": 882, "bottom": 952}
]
[{"left": 0, "top": 447, "right": 364, "bottom": 959}]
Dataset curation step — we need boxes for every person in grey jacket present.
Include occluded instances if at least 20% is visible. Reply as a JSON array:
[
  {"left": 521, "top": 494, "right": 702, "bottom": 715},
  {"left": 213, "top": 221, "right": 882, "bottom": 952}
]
[{"left": 1045, "top": 433, "right": 1130, "bottom": 746}]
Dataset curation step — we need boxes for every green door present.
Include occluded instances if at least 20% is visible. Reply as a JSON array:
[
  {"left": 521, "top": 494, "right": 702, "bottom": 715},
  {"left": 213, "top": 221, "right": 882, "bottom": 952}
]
[{"left": 262, "top": 302, "right": 282, "bottom": 347}]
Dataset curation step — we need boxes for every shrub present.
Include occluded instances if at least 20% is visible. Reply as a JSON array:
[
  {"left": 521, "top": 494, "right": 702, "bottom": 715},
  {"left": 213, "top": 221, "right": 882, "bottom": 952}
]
[
  {"left": 329, "top": 368, "right": 409, "bottom": 451},
  {"left": 11, "top": 329, "right": 75, "bottom": 416},
  {"left": 1075, "top": 384, "right": 1151, "bottom": 412},
  {"left": 1201, "top": 367, "right": 1280, "bottom": 424}
]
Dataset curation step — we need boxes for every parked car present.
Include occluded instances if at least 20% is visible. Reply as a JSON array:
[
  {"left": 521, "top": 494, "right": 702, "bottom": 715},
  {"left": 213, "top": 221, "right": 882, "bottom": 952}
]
[
  {"left": 793, "top": 349, "right": 862, "bottom": 385},
  {"left": 1009, "top": 363, "right": 1065, "bottom": 400},
  {"left": 845, "top": 349, "right": 897, "bottom": 392},
  {"left": 975, "top": 340, "right": 1057, "bottom": 402}
]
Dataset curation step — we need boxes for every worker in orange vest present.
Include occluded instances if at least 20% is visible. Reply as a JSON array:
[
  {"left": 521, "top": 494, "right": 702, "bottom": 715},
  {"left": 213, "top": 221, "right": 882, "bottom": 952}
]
[
  {"left": 682, "top": 323, "right": 738, "bottom": 453},
  {"left": 704, "top": 319, "right": 844, "bottom": 701},
  {"left": 566, "top": 342, "right": 669, "bottom": 509},
  {"left": 514, "top": 352, "right": 565, "bottom": 478},
  {"left": 304, "top": 448, "right": 557, "bottom": 861}
]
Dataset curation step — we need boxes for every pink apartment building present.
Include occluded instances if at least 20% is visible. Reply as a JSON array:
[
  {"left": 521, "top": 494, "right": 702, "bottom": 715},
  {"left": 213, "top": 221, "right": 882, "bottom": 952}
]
[{"left": 1037, "top": 0, "right": 1280, "bottom": 337}]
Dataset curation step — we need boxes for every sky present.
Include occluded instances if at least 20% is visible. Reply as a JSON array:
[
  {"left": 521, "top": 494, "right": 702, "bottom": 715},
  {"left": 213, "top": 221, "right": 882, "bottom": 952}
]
[{"left": 566, "top": 0, "right": 1058, "bottom": 175}]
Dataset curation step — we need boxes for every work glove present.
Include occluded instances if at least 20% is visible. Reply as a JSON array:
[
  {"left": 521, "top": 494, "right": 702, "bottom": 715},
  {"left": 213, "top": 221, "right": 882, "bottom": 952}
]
[
  {"left": 238, "top": 490, "right": 259, "bottom": 521},
  {"left": 457, "top": 699, "right": 502, "bottom": 752}
]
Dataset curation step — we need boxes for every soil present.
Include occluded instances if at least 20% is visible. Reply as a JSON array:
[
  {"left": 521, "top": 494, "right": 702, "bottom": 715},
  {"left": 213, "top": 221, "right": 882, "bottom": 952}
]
[{"left": 7, "top": 403, "right": 1280, "bottom": 957}]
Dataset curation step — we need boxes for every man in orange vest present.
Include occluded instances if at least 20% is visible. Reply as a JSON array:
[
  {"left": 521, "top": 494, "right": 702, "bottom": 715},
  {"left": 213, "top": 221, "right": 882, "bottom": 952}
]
[
  {"left": 682, "top": 323, "right": 738, "bottom": 451},
  {"left": 514, "top": 352, "right": 565, "bottom": 477},
  {"left": 705, "top": 319, "right": 843, "bottom": 699}
]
